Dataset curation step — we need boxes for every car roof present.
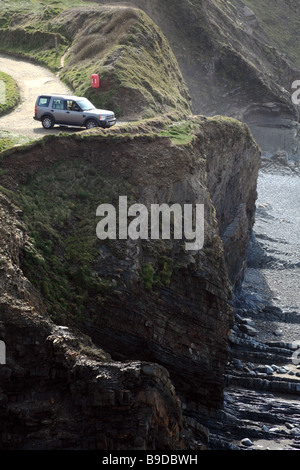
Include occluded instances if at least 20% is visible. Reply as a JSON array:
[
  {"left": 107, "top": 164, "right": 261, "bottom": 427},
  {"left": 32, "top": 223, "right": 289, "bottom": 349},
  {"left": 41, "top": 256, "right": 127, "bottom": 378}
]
[{"left": 39, "top": 94, "right": 86, "bottom": 100}]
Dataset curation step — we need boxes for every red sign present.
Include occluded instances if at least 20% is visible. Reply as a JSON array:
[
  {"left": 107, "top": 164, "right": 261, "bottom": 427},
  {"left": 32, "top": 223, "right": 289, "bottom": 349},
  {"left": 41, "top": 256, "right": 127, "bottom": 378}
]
[{"left": 91, "top": 74, "right": 99, "bottom": 89}]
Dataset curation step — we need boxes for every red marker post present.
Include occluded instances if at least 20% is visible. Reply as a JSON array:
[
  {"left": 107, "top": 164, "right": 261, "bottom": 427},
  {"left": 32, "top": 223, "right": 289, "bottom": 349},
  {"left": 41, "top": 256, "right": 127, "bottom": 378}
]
[{"left": 91, "top": 74, "right": 99, "bottom": 88}]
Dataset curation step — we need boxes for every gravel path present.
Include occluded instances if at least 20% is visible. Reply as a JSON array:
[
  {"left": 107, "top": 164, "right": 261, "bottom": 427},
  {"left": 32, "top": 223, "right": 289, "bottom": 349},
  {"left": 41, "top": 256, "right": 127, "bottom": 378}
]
[{"left": 0, "top": 53, "right": 71, "bottom": 138}]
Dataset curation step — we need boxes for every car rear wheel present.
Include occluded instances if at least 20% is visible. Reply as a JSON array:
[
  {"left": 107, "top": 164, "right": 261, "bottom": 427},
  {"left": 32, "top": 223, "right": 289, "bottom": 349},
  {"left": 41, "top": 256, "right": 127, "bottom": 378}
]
[
  {"left": 86, "top": 119, "right": 98, "bottom": 129},
  {"left": 42, "top": 115, "right": 54, "bottom": 129}
]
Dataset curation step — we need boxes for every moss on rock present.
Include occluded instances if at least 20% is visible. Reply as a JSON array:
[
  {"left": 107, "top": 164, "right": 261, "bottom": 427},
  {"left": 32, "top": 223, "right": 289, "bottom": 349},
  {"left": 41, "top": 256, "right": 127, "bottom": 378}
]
[{"left": 15, "top": 158, "right": 135, "bottom": 325}]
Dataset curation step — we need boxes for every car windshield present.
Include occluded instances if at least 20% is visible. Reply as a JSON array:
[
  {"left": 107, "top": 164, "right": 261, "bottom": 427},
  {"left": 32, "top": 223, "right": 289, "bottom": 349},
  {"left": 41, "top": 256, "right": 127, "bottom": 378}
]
[{"left": 77, "top": 98, "right": 95, "bottom": 111}]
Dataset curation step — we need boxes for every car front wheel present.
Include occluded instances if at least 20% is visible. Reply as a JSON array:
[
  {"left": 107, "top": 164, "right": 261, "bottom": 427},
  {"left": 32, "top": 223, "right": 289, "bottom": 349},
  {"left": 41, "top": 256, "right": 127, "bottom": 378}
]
[
  {"left": 86, "top": 119, "right": 98, "bottom": 129},
  {"left": 42, "top": 115, "right": 54, "bottom": 129}
]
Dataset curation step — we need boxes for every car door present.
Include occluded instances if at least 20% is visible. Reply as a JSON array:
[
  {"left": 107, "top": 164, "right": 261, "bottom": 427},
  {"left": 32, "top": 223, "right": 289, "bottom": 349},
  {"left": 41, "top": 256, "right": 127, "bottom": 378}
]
[
  {"left": 51, "top": 97, "right": 66, "bottom": 124},
  {"left": 64, "top": 100, "right": 84, "bottom": 126}
]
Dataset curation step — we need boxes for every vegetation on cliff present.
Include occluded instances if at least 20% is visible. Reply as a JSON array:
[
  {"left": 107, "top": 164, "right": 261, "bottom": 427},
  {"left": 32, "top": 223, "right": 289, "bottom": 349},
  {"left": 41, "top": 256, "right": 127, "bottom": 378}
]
[
  {"left": 2, "top": 117, "right": 200, "bottom": 324},
  {"left": 0, "top": 1, "right": 191, "bottom": 119},
  {"left": 59, "top": 7, "right": 191, "bottom": 118},
  {"left": 0, "top": 112, "right": 256, "bottom": 327},
  {"left": 241, "top": 0, "right": 300, "bottom": 68},
  {"left": 0, "top": 0, "right": 295, "bottom": 450},
  {"left": 1, "top": 112, "right": 247, "bottom": 417},
  {"left": 0, "top": 1, "right": 69, "bottom": 71},
  {"left": 15, "top": 158, "right": 135, "bottom": 325}
]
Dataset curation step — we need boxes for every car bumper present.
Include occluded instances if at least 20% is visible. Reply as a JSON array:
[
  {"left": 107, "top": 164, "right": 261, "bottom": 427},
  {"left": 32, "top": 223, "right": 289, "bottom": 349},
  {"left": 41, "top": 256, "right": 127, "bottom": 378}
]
[{"left": 100, "top": 118, "right": 116, "bottom": 128}]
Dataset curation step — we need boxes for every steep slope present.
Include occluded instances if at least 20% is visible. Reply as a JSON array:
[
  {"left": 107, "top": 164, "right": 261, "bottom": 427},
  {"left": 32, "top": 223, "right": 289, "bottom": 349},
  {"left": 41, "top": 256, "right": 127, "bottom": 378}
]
[{"left": 57, "top": 6, "right": 191, "bottom": 119}]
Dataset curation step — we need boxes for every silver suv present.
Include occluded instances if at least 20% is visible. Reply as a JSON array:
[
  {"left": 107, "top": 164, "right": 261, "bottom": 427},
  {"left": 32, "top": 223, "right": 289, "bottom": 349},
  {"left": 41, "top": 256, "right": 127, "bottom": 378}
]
[{"left": 34, "top": 94, "right": 116, "bottom": 130}]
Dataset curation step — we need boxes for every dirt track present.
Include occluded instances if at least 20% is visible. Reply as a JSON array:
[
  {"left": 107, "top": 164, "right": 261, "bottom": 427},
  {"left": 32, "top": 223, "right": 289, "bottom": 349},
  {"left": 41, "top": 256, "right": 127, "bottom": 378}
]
[{"left": 0, "top": 53, "right": 72, "bottom": 138}]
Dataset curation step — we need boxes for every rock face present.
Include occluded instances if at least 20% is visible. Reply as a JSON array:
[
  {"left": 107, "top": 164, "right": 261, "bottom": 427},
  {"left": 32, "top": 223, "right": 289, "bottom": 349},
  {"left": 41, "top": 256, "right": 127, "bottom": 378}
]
[
  {"left": 0, "top": 116, "right": 260, "bottom": 449},
  {"left": 201, "top": 117, "right": 261, "bottom": 286},
  {"left": 0, "top": 191, "right": 188, "bottom": 450}
]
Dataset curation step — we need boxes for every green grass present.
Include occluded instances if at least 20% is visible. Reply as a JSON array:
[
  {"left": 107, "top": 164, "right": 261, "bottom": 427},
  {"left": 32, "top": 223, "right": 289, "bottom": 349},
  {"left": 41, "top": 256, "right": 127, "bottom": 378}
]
[
  {"left": 141, "top": 256, "right": 178, "bottom": 290},
  {"left": 0, "top": 71, "right": 20, "bottom": 117},
  {"left": 0, "top": 0, "right": 89, "bottom": 20},
  {"left": 0, "top": 93, "right": 32, "bottom": 153},
  {"left": 0, "top": 27, "right": 69, "bottom": 72},
  {"left": 0, "top": 138, "right": 14, "bottom": 153},
  {"left": 15, "top": 158, "right": 135, "bottom": 325},
  {"left": 159, "top": 120, "right": 199, "bottom": 145},
  {"left": 141, "top": 262, "right": 155, "bottom": 290},
  {"left": 59, "top": 8, "right": 191, "bottom": 118}
]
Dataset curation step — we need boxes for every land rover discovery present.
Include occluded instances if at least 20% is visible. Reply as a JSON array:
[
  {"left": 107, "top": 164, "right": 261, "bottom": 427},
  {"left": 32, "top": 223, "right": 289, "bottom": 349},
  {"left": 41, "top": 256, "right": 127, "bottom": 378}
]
[{"left": 34, "top": 94, "right": 116, "bottom": 130}]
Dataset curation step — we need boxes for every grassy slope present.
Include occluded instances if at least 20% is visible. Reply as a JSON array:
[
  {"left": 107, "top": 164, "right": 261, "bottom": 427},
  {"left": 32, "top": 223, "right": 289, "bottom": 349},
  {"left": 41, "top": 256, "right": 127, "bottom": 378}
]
[
  {"left": 0, "top": 71, "right": 20, "bottom": 117},
  {"left": 56, "top": 6, "right": 191, "bottom": 118},
  {"left": 0, "top": 1, "right": 191, "bottom": 119},
  {"left": 0, "top": 1, "right": 72, "bottom": 70}
]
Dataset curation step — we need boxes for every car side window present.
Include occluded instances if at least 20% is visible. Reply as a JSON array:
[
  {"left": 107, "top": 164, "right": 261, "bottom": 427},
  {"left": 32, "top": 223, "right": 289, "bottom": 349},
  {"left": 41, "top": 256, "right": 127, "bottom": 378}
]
[
  {"left": 66, "top": 100, "right": 80, "bottom": 111},
  {"left": 52, "top": 99, "right": 64, "bottom": 110},
  {"left": 38, "top": 96, "right": 50, "bottom": 107}
]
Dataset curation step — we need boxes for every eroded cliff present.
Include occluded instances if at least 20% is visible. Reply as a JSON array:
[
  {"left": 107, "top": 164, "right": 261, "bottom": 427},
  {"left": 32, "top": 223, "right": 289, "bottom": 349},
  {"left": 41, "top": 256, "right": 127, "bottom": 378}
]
[{"left": 0, "top": 116, "right": 260, "bottom": 449}]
